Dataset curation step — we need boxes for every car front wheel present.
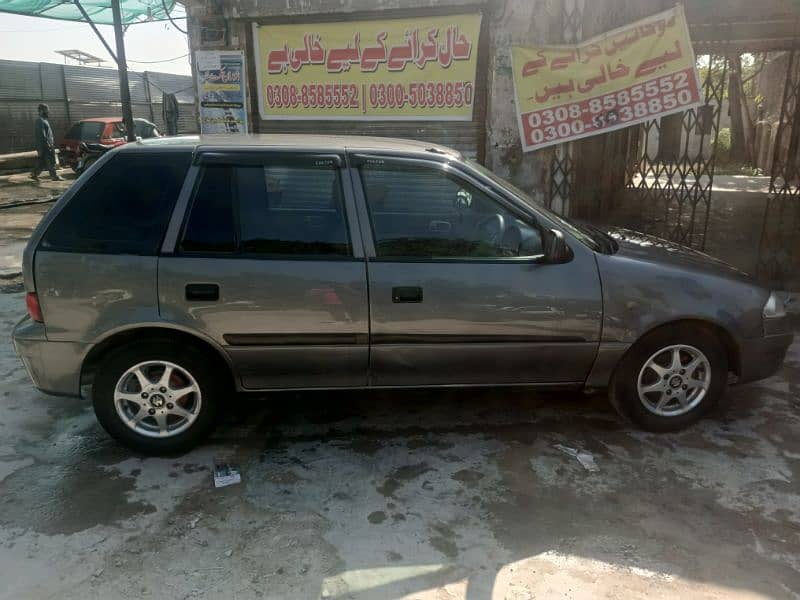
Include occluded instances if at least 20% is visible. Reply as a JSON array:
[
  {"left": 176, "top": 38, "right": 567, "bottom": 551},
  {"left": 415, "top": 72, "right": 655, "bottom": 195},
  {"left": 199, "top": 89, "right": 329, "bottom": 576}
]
[
  {"left": 609, "top": 325, "right": 728, "bottom": 431},
  {"left": 93, "top": 341, "right": 220, "bottom": 454}
]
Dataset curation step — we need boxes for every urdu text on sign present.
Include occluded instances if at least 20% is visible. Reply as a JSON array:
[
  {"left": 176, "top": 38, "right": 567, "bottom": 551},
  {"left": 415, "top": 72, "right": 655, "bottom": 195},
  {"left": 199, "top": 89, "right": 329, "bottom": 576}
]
[
  {"left": 196, "top": 50, "right": 249, "bottom": 135},
  {"left": 253, "top": 14, "right": 482, "bottom": 120},
  {"left": 511, "top": 6, "right": 702, "bottom": 152}
]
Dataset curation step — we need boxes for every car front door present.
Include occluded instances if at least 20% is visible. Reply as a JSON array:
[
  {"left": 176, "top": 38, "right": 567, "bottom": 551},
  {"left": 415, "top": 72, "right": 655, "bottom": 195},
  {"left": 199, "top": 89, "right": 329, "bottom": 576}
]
[
  {"left": 158, "top": 150, "right": 369, "bottom": 390},
  {"left": 350, "top": 154, "right": 602, "bottom": 387}
]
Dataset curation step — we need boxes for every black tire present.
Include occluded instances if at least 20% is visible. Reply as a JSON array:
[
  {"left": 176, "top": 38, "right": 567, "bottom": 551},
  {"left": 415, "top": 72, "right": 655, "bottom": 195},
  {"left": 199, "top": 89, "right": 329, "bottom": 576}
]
[
  {"left": 77, "top": 156, "right": 97, "bottom": 175},
  {"left": 609, "top": 324, "right": 728, "bottom": 432},
  {"left": 93, "top": 340, "right": 222, "bottom": 454}
]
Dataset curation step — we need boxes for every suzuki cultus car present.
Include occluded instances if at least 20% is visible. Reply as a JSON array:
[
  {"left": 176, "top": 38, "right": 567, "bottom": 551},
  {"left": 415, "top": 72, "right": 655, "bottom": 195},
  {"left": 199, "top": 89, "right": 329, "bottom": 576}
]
[{"left": 13, "top": 135, "right": 792, "bottom": 453}]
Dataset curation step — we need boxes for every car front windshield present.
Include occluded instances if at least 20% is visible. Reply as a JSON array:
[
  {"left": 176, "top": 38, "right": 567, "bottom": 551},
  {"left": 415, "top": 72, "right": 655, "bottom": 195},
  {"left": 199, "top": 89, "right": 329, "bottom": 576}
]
[{"left": 464, "top": 159, "right": 606, "bottom": 252}]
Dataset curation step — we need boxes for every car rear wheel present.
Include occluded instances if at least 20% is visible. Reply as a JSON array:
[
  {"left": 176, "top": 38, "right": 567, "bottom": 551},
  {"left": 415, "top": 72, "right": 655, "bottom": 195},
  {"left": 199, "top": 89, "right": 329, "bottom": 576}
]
[
  {"left": 609, "top": 325, "right": 728, "bottom": 431},
  {"left": 93, "top": 341, "right": 220, "bottom": 454}
]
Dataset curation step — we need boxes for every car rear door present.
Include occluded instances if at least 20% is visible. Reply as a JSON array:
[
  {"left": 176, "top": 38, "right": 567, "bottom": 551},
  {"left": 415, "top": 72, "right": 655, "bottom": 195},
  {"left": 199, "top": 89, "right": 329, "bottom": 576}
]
[
  {"left": 158, "top": 149, "right": 369, "bottom": 390},
  {"left": 349, "top": 153, "right": 602, "bottom": 387}
]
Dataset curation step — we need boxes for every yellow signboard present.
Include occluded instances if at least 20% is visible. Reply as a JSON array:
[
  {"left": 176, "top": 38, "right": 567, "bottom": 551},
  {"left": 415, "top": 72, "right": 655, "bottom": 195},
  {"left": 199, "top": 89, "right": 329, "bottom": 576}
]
[
  {"left": 253, "top": 14, "right": 482, "bottom": 120},
  {"left": 511, "top": 6, "right": 701, "bottom": 151}
]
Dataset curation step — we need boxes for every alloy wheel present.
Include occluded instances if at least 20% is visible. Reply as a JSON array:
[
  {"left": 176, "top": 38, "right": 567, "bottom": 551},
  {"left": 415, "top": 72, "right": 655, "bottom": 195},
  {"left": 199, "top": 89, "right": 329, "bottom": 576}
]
[
  {"left": 113, "top": 360, "right": 202, "bottom": 438},
  {"left": 636, "top": 344, "right": 711, "bottom": 417}
]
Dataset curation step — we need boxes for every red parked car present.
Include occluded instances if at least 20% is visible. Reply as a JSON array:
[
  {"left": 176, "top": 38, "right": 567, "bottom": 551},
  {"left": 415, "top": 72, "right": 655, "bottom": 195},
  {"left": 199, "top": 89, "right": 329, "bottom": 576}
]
[{"left": 59, "top": 117, "right": 160, "bottom": 170}]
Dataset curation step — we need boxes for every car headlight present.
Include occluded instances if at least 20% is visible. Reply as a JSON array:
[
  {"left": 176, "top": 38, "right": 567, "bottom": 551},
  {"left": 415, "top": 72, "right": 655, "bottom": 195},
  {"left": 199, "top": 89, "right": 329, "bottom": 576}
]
[{"left": 763, "top": 291, "right": 787, "bottom": 319}]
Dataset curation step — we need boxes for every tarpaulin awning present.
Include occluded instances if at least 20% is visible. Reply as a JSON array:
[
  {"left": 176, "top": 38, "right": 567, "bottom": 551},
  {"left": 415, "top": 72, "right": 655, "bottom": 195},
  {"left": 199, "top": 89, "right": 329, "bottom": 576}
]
[{"left": 0, "top": 0, "right": 176, "bottom": 25}]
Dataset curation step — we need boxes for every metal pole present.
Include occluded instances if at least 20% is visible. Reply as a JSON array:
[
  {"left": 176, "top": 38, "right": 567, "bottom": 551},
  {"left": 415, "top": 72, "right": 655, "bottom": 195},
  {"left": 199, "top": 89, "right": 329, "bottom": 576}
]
[
  {"left": 142, "top": 71, "right": 156, "bottom": 123},
  {"left": 61, "top": 64, "right": 72, "bottom": 125},
  {"left": 111, "top": 0, "right": 136, "bottom": 142},
  {"left": 73, "top": 0, "right": 117, "bottom": 63}
]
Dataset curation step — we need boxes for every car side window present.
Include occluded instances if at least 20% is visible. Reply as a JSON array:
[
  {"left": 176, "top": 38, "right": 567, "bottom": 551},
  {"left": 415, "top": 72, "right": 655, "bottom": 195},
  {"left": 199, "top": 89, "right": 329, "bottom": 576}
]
[
  {"left": 358, "top": 162, "right": 543, "bottom": 259},
  {"left": 181, "top": 166, "right": 236, "bottom": 253},
  {"left": 180, "top": 159, "right": 352, "bottom": 258},
  {"left": 41, "top": 152, "right": 191, "bottom": 255}
]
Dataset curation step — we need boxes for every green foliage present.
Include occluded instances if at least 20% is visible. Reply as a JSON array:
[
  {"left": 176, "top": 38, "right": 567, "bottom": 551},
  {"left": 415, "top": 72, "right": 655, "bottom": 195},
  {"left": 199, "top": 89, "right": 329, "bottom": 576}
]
[
  {"left": 714, "top": 127, "right": 731, "bottom": 163},
  {"left": 713, "top": 127, "right": 764, "bottom": 175},
  {"left": 695, "top": 53, "right": 766, "bottom": 102}
]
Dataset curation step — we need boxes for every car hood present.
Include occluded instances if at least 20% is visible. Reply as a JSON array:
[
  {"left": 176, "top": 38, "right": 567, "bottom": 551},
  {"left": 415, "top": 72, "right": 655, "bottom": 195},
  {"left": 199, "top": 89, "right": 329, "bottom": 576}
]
[{"left": 601, "top": 226, "right": 756, "bottom": 284}]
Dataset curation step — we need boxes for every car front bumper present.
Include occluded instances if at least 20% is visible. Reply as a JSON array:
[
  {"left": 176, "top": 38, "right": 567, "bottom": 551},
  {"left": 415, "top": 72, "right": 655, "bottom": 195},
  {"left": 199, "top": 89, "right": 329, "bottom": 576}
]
[
  {"left": 12, "top": 316, "right": 87, "bottom": 397},
  {"left": 737, "top": 329, "right": 794, "bottom": 384}
]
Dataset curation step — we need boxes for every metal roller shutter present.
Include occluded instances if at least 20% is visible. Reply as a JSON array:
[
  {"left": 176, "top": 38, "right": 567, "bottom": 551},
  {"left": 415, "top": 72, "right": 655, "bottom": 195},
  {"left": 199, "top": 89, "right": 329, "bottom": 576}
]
[
  {"left": 0, "top": 59, "right": 42, "bottom": 100},
  {"left": 260, "top": 120, "right": 483, "bottom": 161}
]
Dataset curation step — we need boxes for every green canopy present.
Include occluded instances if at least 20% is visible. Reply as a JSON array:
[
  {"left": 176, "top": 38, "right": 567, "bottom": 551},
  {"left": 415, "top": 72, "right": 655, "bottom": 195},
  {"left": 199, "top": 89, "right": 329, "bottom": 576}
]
[{"left": 0, "top": 0, "right": 177, "bottom": 25}]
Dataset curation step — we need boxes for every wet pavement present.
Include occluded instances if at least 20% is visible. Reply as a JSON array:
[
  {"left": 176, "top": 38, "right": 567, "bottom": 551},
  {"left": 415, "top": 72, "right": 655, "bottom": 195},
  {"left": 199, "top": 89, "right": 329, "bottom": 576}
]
[
  {"left": 0, "top": 169, "right": 70, "bottom": 280},
  {"left": 1, "top": 173, "right": 799, "bottom": 599},
  {"left": 0, "top": 204, "right": 51, "bottom": 281},
  {"left": 0, "top": 169, "right": 73, "bottom": 207},
  {"left": 1, "top": 287, "right": 799, "bottom": 599}
]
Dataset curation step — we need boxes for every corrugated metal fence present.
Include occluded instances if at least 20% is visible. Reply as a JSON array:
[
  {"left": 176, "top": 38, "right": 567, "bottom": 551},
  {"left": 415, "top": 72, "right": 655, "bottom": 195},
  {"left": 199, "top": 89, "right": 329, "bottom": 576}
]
[{"left": 0, "top": 59, "right": 197, "bottom": 154}]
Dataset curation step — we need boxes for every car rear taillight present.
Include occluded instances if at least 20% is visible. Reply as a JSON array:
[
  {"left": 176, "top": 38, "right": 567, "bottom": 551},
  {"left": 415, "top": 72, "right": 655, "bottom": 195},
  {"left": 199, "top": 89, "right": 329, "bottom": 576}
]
[{"left": 26, "top": 292, "right": 43, "bottom": 322}]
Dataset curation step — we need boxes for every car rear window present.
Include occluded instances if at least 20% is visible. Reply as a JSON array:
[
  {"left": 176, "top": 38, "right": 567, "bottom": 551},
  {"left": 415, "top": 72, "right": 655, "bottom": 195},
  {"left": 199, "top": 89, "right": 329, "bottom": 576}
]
[
  {"left": 64, "top": 121, "right": 106, "bottom": 142},
  {"left": 41, "top": 152, "right": 191, "bottom": 255}
]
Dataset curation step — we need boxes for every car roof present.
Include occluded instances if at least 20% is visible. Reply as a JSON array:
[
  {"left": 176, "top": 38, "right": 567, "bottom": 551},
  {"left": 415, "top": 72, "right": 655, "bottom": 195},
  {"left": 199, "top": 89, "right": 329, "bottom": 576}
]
[
  {"left": 75, "top": 117, "right": 152, "bottom": 123},
  {"left": 76, "top": 117, "right": 121, "bottom": 123},
  {"left": 124, "top": 134, "right": 463, "bottom": 159}
]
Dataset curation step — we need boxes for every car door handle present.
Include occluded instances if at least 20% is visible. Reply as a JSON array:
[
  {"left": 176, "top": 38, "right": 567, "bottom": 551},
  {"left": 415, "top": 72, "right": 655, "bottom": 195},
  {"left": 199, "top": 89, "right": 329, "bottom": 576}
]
[
  {"left": 186, "top": 284, "right": 219, "bottom": 301},
  {"left": 428, "top": 220, "right": 452, "bottom": 234},
  {"left": 392, "top": 286, "right": 423, "bottom": 303}
]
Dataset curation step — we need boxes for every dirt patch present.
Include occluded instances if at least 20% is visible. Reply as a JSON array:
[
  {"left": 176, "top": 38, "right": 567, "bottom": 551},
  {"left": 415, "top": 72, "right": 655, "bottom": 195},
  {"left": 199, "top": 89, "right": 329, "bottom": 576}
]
[
  {"left": 376, "top": 462, "right": 434, "bottom": 498},
  {"left": 367, "top": 511, "right": 387, "bottom": 524}
]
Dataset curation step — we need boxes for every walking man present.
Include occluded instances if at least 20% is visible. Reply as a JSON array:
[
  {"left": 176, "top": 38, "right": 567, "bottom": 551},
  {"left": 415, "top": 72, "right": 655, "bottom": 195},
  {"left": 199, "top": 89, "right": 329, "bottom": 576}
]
[{"left": 30, "top": 104, "right": 62, "bottom": 182}]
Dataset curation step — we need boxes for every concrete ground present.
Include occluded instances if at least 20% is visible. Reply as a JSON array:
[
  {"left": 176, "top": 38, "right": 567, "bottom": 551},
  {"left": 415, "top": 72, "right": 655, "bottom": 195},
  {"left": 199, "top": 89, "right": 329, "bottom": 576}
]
[
  {"left": 1, "top": 171, "right": 799, "bottom": 599},
  {"left": 0, "top": 203, "right": 51, "bottom": 280},
  {"left": 0, "top": 169, "right": 74, "bottom": 206},
  {"left": 1, "top": 289, "right": 800, "bottom": 599}
]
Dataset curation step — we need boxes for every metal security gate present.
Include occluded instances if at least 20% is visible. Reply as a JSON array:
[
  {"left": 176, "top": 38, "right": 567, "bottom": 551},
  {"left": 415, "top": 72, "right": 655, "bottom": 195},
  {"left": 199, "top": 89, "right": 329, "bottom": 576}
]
[
  {"left": 547, "top": 0, "right": 583, "bottom": 214},
  {"left": 623, "top": 51, "right": 727, "bottom": 250},
  {"left": 260, "top": 119, "right": 485, "bottom": 161},
  {"left": 757, "top": 45, "right": 800, "bottom": 288}
]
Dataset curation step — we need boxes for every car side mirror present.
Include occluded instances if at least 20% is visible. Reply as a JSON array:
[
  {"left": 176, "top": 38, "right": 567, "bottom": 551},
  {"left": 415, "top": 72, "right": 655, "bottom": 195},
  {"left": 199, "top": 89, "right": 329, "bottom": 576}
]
[{"left": 542, "top": 229, "right": 571, "bottom": 263}]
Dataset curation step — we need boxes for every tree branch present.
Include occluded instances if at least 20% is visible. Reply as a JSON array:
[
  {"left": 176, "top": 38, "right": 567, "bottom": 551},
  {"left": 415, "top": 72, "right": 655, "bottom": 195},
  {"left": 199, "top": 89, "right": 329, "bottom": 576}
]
[{"left": 742, "top": 53, "right": 767, "bottom": 85}]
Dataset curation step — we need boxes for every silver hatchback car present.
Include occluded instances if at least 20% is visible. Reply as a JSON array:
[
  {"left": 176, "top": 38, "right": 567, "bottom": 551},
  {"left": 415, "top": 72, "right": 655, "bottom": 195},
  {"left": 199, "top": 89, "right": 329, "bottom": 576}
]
[{"left": 13, "top": 135, "right": 793, "bottom": 453}]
